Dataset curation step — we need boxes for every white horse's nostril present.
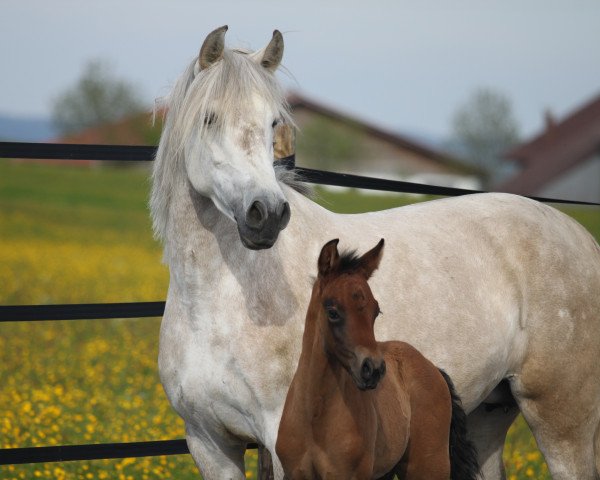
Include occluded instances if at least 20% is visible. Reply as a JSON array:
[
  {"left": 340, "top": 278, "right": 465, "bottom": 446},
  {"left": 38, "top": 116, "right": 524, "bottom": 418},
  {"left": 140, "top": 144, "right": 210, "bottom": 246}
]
[
  {"left": 245, "top": 199, "right": 290, "bottom": 232},
  {"left": 246, "top": 200, "right": 267, "bottom": 230},
  {"left": 280, "top": 201, "right": 291, "bottom": 229}
]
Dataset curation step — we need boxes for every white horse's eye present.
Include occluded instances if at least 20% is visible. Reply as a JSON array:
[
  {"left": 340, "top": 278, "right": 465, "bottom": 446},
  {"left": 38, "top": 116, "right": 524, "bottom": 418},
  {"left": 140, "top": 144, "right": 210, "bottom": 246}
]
[
  {"left": 204, "top": 113, "right": 216, "bottom": 126},
  {"left": 271, "top": 119, "right": 279, "bottom": 129}
]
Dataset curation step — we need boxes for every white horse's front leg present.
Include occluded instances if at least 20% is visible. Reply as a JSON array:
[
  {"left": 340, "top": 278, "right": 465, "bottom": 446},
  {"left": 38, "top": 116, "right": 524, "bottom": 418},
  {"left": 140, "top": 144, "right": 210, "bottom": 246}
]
[
  {"left": 185, "top": 424, "right": 246, "bottom": 480},
  {"left": 263, "top": 412, "right": 287, "bottom": 480},
  {"left": 272, "top": 454, "right": 285, "bottom": 480}
]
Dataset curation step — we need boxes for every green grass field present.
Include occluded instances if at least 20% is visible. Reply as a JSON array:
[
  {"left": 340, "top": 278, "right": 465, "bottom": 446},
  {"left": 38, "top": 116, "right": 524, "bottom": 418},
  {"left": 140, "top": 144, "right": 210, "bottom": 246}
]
[{"left": 1, "top": 161, "right": 598, "bottom": 479}]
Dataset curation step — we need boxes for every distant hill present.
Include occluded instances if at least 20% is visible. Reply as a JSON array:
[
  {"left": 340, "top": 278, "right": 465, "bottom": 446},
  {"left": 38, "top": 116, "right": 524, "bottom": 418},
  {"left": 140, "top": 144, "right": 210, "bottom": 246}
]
[{"left": 0, "top": 114, "right": 58, "bottom": 142}]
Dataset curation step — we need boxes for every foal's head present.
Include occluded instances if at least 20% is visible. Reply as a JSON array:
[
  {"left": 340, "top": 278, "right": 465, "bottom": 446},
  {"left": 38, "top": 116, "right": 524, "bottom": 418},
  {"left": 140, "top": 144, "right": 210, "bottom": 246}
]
[{"left": 313, "top": 239, "right": 386, "bottom": 390}]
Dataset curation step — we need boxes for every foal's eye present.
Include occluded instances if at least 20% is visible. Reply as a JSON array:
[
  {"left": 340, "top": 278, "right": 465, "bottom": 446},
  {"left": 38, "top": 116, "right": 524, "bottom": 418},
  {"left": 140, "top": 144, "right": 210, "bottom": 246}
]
[
  {"left": 204, "top": 113, "right": 216, "bottom": 126},
  {"left": 326, "top": 308, "right": 341, "bottom": 323},
  {"left": 271, "top": 119, "right": 280, "bottom": 129}
]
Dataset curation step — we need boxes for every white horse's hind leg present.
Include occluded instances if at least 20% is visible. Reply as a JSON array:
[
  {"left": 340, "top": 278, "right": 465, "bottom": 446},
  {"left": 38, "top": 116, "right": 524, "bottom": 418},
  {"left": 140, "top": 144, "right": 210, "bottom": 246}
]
[
  {"left": 185, "top": 425, "right": 246, "bottom": 480},
  {"left": 467, "top": 402, "right": 519, "bottom": 480},
  {"left": 512, "top": 371, "right": 600, "bottom": 480},
  {"left": 518, "top": 404, "right": 599, "bottom": 479}
]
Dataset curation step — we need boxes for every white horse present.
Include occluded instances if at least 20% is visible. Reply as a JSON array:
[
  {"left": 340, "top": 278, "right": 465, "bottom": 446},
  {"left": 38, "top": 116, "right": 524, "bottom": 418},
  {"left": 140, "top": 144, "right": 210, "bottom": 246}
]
[{"left": 152, "top": 26, "right": 600, "bottom": 480}]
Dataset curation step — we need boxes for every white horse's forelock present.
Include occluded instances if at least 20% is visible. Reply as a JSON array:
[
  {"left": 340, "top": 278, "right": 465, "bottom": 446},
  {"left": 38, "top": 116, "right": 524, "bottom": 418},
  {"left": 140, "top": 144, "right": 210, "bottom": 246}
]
[{"left": 150, "top": 48, "right": 293, "bottom": 242}]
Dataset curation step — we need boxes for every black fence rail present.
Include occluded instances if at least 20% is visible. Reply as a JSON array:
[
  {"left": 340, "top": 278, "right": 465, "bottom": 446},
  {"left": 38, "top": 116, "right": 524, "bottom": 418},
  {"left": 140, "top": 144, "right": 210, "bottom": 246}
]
[
  {"left": 1, "top": 440, "right": 190, "bottom": 465},
  {"left": 1, "top": 141, "right": 598, "bottom": 467},
  {"left": 3, "top": 141, "right": 599, "bottom": 205},
  {"left": 0, "top": 301, "right": 165, "bottom": 322}
]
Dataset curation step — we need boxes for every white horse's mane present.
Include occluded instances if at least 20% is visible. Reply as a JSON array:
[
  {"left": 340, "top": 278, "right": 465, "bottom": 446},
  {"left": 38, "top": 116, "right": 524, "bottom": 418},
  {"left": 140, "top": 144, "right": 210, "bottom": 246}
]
[{"left": 150, "top": 47, "right": 294, "bottom": 241}]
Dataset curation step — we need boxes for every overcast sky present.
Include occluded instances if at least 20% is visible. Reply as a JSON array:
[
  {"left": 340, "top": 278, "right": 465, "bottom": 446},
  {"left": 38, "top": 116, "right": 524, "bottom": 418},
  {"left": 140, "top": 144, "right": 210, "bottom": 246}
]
[{"left": 1, "top": 0, "right": 599, "bottom": 139}]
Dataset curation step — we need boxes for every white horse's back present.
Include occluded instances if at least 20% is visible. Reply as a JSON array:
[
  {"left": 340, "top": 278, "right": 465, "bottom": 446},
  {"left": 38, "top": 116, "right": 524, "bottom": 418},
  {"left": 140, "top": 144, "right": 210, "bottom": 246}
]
[{"left": 284, "top": 190, "right": 600, "bottom": 403}]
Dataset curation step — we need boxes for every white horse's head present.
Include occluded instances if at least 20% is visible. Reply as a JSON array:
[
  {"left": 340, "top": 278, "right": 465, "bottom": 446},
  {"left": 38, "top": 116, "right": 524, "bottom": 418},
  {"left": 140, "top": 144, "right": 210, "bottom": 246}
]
[{"left": 152, "top": 26, "right": 294, "bottom": 250}]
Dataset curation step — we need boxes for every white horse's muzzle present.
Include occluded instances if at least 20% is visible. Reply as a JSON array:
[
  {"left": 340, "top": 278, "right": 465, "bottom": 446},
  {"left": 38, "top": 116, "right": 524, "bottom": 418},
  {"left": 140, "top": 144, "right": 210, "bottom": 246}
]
[{"left": 235, "top": 196, "right": 290, "bottom": 250}]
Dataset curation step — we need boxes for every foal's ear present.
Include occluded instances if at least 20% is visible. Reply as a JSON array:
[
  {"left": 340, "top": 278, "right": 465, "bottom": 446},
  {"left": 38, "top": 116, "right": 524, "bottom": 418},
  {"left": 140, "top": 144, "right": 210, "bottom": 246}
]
[
  {"left": 359, "top": 239, "right": 385, "bottom": 279},
  {"left": 199, "top": 25, "right": 228, "bottom": 70},
  {"left": 318, "top": 239, "right": 340, "bottom": 277},
  {"left": 260, "top": 30, "right": 284, "bottom": 72}
]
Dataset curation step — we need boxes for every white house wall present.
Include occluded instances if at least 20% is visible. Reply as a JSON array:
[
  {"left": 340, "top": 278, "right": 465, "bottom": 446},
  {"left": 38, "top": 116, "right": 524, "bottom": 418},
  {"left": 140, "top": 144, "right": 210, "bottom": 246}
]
[{"left": 539, "top": 153, "right": 600, "bottom": 203}]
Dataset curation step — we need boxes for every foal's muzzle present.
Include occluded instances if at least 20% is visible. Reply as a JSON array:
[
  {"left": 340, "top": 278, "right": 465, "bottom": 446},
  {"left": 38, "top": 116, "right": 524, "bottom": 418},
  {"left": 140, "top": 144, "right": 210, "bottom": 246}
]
[
  {"left": 358, "top": 357, "right": 386, "bottom": 390},
  {"left": 237, "top": 197, "right": 291, "bottom": 250}
]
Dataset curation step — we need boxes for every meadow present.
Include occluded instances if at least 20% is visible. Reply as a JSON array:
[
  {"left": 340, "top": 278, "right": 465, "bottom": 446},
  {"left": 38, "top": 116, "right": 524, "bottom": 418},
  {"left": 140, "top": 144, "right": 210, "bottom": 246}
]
[{"left": 1, "top": 161, "right": 598, "bottom": 479}]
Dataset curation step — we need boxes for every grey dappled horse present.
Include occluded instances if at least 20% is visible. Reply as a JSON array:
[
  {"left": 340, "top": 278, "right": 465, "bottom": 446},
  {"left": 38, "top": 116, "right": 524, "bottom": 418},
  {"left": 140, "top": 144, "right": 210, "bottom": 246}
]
[{"left": 151, "top": 26, "right": 600, "bottom": 479}]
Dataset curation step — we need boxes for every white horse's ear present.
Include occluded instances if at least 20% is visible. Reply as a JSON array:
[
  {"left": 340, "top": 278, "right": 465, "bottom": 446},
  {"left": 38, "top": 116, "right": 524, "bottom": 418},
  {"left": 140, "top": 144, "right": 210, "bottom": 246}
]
[
  {"left": 199, "top": 25, "right": 228, "bottom": 71},
  {"left": 318, "top": 239, "right": 340, "bottom": 277},
  {"left": 273, "top": 124, "right": 295, "bottom": 159},
  {"left": 260, "top": 30, "right": 284, "bottom": 72}
]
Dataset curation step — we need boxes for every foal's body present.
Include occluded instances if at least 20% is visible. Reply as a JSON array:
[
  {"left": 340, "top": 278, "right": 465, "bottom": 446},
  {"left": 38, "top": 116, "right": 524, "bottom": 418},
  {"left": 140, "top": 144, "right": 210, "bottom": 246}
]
[
  {"left": 279, "top": 340, "right": 452, "bottom": 479},
  {"left": 277, "top": 240, "right": 478, "bottom": 479}
]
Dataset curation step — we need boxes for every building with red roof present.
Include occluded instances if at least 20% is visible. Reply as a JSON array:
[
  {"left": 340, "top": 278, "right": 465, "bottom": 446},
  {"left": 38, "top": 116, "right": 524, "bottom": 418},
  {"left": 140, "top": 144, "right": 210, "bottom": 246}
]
[{"left": 497, "top": 94, "right": 600, "bottom": 203}]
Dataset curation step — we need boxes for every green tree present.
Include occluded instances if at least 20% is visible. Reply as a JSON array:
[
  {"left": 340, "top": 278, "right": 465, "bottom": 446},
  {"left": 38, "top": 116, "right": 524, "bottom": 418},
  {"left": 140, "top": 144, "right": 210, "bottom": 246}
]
[
  {"left": 52, "top": 59, "right": 145, "bottom": 135},
  {"left": 451, "top": 88, "right": 520, "bottom": 186}
]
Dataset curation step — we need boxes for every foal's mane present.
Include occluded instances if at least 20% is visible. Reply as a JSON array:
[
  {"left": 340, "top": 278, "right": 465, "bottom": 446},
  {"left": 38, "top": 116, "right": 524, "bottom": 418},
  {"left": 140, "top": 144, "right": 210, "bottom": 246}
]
[
  {"left": 312, "top": 250, "right": 364, "bottom": 287},
  {"left": 150, "top": 46, "right": 295, "bottom": 241},
  {"left": 336, "top": 250, "right": 364, "bottom": 275}
]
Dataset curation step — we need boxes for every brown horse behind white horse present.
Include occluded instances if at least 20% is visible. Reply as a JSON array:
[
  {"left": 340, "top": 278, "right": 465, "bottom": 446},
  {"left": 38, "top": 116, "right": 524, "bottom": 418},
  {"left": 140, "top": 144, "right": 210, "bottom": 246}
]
[{"left": 276, "top": 239, "right": 480, "bottom": 479}]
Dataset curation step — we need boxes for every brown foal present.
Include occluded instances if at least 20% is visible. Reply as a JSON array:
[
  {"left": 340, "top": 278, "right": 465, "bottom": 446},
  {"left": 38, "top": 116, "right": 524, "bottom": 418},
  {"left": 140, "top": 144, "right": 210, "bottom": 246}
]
[{"left": 276, "top": 239, "right": 479, "bottom": 480}]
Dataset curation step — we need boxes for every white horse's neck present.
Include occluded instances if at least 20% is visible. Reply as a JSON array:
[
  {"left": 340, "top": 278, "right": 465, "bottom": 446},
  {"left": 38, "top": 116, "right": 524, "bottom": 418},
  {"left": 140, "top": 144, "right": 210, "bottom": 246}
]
[{"left": 163, "top": 172, "right": 328, "bottom": 329}]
